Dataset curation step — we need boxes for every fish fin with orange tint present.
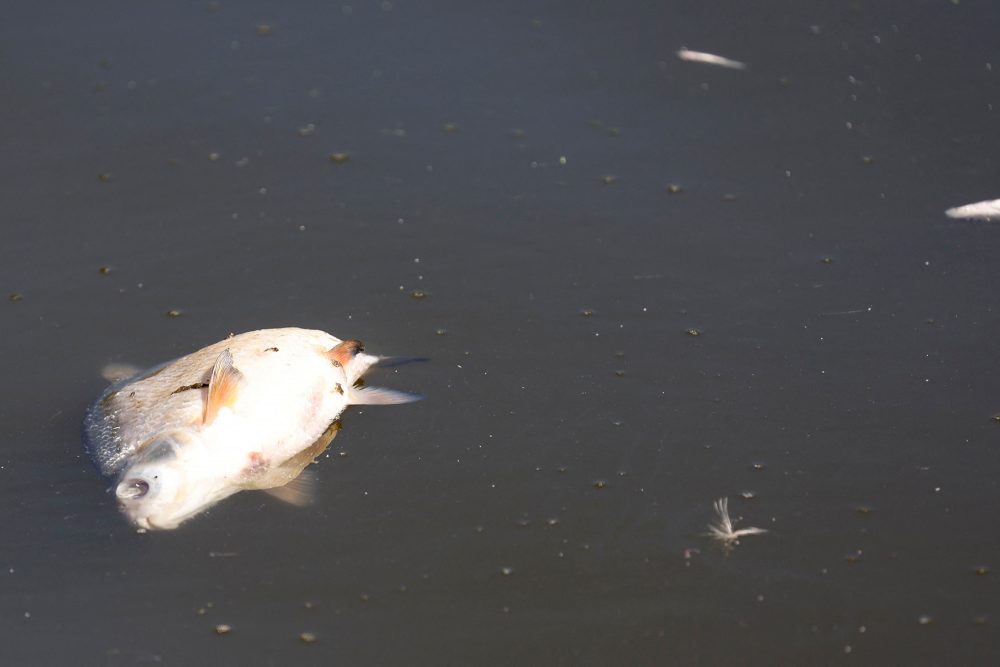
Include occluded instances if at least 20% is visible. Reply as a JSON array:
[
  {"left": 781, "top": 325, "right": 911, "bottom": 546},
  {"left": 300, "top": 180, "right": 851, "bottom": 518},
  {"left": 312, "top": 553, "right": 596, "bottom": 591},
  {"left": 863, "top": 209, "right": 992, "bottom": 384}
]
[
  {"left": 203, "top": 348, "right": 245, "bottom": 425},
  {"left": 325, "top": 339, "right": 364, "bottom": 368}
]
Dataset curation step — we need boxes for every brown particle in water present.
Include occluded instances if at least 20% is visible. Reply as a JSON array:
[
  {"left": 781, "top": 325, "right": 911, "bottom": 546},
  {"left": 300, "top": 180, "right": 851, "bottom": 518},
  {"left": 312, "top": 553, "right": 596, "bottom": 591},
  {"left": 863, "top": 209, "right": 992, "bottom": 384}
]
[
  {"left": 685, "top": 328, "right": 701, "bottom": 337},
  {"left": 752, "top": 462, "right": 765, "bottom": 470},
  {"left": 593, "top": 480, "right": 608, "bottom": 489},
  {"left": 500, "top": 566, "right": 514, "bottom": 576},
  {"left": 991, "top": 415, "right": 1000, "bottom": 424},
  {"left": 165, "top": 309, "right": 183, "bottom": 318},
  {"left": 861, "top": 155, "right": 874, "bottom": 165},
  {"left": 98, "top": 266, "right": 111, "bottom": 275},
  {"left": 9, "top": 293, "right": 22, "bottom": 302},
  {"left": 974, "top": 566, "right": 991, "bottom": 576},
  {"left": 820, "top": 257, "right": 834, "bottom": 264},
  {"left": 256, "top": 24, "right": 273, "bottom": 35},
  {"left": 845, "top": 550, "right": 863, "bottom": 564},
  {"left": 98, "top": 173, "right": 112, "bottom": 183},
  {"left": 434, "top": 328, "right": 448, "bottom": 336},
  {"left": 579, "top": 308, "right": 595, "bottom": 317},
  {"left": 328, "top": 152, "right": 350, "bottom": 163},
  {"left": 442, "top": 123, "right": 458, "bottom": 133},
  {"left": 856, "top": 505, "right": 874, "bottom": 515},
  {"left": 666, "top": 183, "right": 683, "bottom": 194},
  {"left": 214, "top": 624, "right": 232, "bottom": 635},
  {"left": 410, "top": 290, "right": 427, "bottom": 299},
  {"left": 614, "top": 370, "right": 626, "bottom": 377},
  {"left": 600, "top": 174, "right": 617, "bottom": 185},
  {"left": 299, "top": 632, "right": 317, "bottom": 643}
]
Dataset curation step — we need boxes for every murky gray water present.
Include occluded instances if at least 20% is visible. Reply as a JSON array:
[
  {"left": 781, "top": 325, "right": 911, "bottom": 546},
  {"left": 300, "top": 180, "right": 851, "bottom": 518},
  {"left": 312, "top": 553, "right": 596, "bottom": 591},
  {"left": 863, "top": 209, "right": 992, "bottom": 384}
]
[{"left": 2, "top": 1, "right": 999, "bottom": 664}]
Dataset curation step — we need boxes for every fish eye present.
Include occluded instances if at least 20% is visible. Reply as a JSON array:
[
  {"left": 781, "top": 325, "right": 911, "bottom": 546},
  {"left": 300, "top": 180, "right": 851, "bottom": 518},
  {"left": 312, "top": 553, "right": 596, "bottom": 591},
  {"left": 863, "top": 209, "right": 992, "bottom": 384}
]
[
  {"left": 117, "top": 478, "right": 150, "bottom": 500},
  {"left": 144, "top": 439, "right": 178, "bottom": 461}
]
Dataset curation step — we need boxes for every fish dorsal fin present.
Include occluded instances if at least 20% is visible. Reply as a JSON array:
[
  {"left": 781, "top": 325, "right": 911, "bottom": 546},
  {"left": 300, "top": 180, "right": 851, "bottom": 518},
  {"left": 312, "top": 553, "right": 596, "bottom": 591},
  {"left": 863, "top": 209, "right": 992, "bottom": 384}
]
[
  {"left": 263, "top": 469, "right": 317, "bottom": 507},
  {"left": 204, "top": 348, "right": 245, "bottom": 425}
]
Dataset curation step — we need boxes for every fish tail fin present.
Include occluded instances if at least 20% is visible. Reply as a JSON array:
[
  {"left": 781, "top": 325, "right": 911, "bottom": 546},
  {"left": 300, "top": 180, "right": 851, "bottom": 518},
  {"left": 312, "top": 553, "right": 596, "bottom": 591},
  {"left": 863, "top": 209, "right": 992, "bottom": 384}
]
[{"left": 349, "top": 386, "right": 424, "bottom": 405}]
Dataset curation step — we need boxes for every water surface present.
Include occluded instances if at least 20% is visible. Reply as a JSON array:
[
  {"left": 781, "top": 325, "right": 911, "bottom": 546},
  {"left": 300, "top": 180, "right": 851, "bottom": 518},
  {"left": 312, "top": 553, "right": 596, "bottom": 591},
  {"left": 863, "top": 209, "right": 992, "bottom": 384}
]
[{"left": 2, "top": 1, "right": 998, "bottom": 664}]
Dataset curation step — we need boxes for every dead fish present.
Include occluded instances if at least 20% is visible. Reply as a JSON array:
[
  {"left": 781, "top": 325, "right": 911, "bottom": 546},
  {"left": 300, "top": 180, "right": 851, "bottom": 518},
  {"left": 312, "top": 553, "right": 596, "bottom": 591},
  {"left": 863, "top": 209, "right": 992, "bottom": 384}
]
[
  {"left": 83, "top": 327, "right": 422, "bottom": 530},
  {"left": 944, "top": 198, "right": 1000, "bottom": 220},
  {"left": 676, "top": 48, "right": 747, "bottom": 70}
]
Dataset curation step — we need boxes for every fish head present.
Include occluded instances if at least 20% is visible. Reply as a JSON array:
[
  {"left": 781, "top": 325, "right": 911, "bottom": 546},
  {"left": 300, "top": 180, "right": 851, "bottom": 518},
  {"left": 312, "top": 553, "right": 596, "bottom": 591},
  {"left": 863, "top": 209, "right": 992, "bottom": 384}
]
[{"left": 114, "top": 430, "right": 226, "bottom": 530}]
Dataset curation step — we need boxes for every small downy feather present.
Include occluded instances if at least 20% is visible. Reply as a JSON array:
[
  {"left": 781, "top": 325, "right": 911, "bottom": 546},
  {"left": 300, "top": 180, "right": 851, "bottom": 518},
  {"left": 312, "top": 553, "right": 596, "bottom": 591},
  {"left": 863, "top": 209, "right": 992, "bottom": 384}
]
[{"left": 204, "top": 349, "right": 245, "bottom": 424}]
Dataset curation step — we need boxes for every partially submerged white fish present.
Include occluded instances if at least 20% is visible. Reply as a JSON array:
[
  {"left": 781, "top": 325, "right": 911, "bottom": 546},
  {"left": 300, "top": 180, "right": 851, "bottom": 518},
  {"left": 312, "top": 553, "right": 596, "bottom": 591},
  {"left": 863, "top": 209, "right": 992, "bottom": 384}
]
[
  {"left": 84, "top": 327, "right": 422, "bottom": 530},
  {"left": 944, "top": 198, "right": 1000, "bottom": 220},
  {"left": 702, "top": 497, "right": 768, "bottom": 547},
  {"left": 676, "top": 48, "right": 747, "bottom": 70}
]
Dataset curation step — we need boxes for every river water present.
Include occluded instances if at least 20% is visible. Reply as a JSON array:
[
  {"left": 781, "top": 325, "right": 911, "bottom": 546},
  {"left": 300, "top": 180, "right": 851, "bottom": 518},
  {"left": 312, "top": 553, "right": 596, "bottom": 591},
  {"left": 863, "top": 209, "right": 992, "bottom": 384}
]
[{"left": 1, "top": 1, "right": 998, "bottom": 664}]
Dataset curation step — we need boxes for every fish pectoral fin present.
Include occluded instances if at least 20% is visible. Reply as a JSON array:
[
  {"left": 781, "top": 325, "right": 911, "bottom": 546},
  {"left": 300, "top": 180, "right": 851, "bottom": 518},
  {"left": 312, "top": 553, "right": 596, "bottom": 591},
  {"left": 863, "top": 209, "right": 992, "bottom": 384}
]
[
  {"left": 262, "top": 469, "right": 317, "bottom": 507},
  {"left": 204, "top": 348, "right": 245, "bottom": 425},
  {"left": 349, "top": 386, "right": 424, "bottom": 405}
]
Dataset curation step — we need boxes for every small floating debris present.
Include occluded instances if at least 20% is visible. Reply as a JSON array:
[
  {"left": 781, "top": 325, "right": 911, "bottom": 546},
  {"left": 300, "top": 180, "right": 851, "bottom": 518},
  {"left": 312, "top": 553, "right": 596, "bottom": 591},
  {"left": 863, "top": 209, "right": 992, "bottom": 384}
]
[
  {"left": 676, "top": 48, "right": 747, "bottom": 70},
  {"left": 855, "top": 505, "right": 874, "bottom": 515},
  {"left": 297, "top": 123, "right": 316, "bottom": 137},
  {"left": 600, "top": 174, "right": 617, "bottom": 185},
  {"left": 593, "top": 480, "right": 608, "bottom": 489},
  {"left": 214, "top": 624, "right": 232, "bottom": 635},
  {"left": 992, "top": 415, "right": 1000, "bottom": 423},
  {"left": 410, "top": 290, "right": 427, "bottom": 300},
  {"left": 861, "top": 155, "right": 875, "bottom": 165},
  {"left": 666, "top": 183, "right": 683, "bottom": 194},
  {"left": 165, "top": 309, "right": 183, "bottom": 318},
  {"left": 434, "top": 328, "right": 448, "bottom": 336},
  {"left": 820, "top": 257, "right": 834, "bottom": 264},
  {"left": 98, "top": 266, "right": 112, "bottom": 275},
  {"left": 9, "top": 293, "right": 22, "bottom": 302},
  {"left": 685, "top": 328, "right": 701, "bottom": 337},
  {"left": 97, "top": 173, "right": 113, "bottom": 183},
  {"left": 442, "top": 123, "right": 458, "bottom": 133},
  {"left": 702, "top": 497, "right": 767, "bottom": 547},
  {"left": 945, "top": 198, "right": 1000, "bottom": 220},
  {"left": 256, "top": 24, "right": 273, "bottom": 36},
  {"left": 579, "top": 308, "right": 595, "bottom": 317},
  {"left": 328, "top": 152, "right": 350, "bottom": 163},
  {"left": 299, "top": 632, "right": 317, "bottom": 644},
  {"left": 974, "top": 566, "right": 991, "bottom": 576},
  {"left": 499, "top": 566, "right": 514, "bottom": 576}
]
